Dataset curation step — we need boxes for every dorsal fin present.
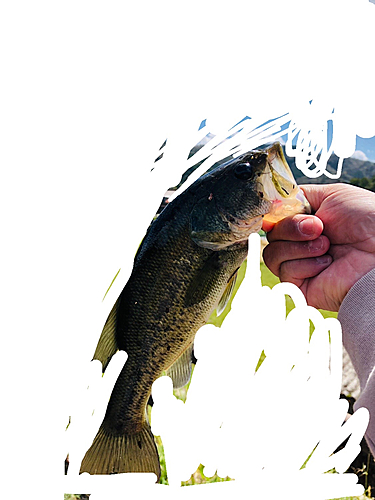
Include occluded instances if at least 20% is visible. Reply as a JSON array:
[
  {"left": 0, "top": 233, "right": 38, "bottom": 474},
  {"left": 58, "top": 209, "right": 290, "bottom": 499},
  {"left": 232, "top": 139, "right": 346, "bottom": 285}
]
[{"left": 92, "top": 296, "right": 121, "bottom": 372}]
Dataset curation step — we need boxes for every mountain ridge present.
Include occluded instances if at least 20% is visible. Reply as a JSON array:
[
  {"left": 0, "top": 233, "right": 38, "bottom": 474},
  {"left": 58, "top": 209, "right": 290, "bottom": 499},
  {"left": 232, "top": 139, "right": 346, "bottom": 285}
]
[{"left": 284, "top": 147, "right": 375, "bottom": 185}]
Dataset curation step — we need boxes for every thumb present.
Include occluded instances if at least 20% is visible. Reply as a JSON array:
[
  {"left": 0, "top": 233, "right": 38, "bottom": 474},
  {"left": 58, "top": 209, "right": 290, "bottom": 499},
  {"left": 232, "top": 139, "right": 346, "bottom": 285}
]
[{"left": 300, "top": 184, "right": 333, "bottom": 213}]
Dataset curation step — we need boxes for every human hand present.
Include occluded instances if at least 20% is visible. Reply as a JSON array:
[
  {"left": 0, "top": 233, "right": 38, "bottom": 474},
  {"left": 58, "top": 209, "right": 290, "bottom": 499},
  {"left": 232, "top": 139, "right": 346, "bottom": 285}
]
[{"left": 262, "top": 183, "right": 375, "bottom": 312}]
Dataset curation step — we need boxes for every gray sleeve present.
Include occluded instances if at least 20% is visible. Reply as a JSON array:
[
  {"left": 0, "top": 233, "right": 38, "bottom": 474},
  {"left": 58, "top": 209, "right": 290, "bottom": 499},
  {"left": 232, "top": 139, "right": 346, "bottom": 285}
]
[{"left": 338, "top": 268, "right": 375, "bottom": 456}]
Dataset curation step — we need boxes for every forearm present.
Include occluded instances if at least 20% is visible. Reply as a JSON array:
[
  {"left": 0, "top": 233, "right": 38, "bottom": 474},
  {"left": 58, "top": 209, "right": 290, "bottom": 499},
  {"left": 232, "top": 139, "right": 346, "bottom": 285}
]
[{"left": 338, "top": 268, "right": 375, "bottom": 456}]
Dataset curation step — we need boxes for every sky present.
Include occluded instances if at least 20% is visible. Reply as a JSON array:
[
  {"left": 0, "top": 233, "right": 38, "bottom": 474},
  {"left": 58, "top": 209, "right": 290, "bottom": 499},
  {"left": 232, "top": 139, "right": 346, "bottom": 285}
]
[
  {"left": 238, "top": 116, "right": 375, "bottom": 164},
  {"left": 354, "top": 135, "right": 375, "bottom": 162},
  {"left": 279, "top": 126, "right": 375, "bottom": 163},
  {"left": 206, "top": 116, "right": 375, "bottom": 164},
  {"left": 274, "top": 119, "right": 375, "bottom": 164}
]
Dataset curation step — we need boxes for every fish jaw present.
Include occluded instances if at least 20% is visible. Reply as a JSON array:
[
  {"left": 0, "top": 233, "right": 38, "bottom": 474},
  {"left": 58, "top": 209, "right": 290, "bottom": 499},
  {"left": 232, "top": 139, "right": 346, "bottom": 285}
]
[
  {"left": 218, "top": 208, "right": 265, "bottom": 240},
  {"left": 260, "top": 142, "right": 311, "bottom": 224}
]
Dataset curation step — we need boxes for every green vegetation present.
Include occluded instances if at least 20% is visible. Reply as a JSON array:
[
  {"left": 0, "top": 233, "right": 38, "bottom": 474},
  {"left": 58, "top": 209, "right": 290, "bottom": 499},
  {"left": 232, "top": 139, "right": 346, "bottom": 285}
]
[
  {"left": 64, "top": 496, "right": 90, "bottom": 500},
  {"left": 350, "top": 176, "right": 375, "bottom": 192},
  {"left": 155, "top": 435, "right": 169, "bottom": 485},
  {"left": 181, "top": 464, "right": 232, "bottom": 486}
]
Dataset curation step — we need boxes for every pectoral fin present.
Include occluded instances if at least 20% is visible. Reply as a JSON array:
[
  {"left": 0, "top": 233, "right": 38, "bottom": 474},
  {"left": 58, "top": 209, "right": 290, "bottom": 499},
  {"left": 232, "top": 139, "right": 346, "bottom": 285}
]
[
  {"left": 184, "top": 252, "right": 225, "bottom": 308},
  {"left": 216, "top": 271, "right": 238, "bottom": 317},
  {"left": 166, "top": 343, "right": 194, "bottom": 389},
  {"left": 92, "top": 296, "right": 121, "bottom": 372}
]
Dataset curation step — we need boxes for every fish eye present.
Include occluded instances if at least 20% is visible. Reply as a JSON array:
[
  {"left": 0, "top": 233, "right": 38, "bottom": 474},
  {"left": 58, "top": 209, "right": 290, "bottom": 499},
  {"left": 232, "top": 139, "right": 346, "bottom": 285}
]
[{"left": 234, "top": 162, "right": 253, "bottom": 180}]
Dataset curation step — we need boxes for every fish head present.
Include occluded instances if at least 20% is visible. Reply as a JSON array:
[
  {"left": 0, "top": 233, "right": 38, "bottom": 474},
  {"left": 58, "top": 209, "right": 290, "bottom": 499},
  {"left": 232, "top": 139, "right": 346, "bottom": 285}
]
[{"left": 190, "top": 142, "right": 310, "bottom": 249}]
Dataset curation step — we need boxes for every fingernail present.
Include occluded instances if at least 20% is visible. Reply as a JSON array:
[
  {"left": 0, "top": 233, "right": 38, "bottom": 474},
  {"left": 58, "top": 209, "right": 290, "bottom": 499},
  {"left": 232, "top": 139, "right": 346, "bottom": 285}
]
[
  {"left": 307, "top": 237, "right": 324, "bottom": 252},
  {"left": 316, "top": 255, "right": 331, "bottom": 265},
  {"left": 298, "top": 218, "right": 315, "bottom": 235}
]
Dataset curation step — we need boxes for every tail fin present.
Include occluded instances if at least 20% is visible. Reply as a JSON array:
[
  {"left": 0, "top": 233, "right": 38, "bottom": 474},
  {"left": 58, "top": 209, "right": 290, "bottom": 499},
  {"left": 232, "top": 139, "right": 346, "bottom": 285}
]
[{"left": 80, "top": 423, "right": 161, "bottom": 481}]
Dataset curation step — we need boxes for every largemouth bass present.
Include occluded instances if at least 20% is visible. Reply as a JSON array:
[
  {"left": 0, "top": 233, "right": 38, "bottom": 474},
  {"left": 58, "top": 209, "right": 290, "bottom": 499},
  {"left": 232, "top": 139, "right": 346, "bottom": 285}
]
[{"left": 80, "top": 142, "right": 310, "bottom": 479}]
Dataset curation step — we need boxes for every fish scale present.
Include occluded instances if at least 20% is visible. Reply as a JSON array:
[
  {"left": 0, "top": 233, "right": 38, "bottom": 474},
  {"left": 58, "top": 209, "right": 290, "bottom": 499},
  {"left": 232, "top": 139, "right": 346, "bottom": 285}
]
[{"left": 79, "top": 143, "right": 310, "bottom": 479}]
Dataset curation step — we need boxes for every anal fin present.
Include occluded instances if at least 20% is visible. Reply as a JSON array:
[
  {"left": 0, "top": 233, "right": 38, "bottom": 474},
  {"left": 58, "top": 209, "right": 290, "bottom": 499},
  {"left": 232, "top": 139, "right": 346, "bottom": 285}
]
[
  {"left": 93, "top": 296, "right": 121, "bottom": 372},
  {"left": 166, "top": 343, "right": 194, "bottom": 389}
]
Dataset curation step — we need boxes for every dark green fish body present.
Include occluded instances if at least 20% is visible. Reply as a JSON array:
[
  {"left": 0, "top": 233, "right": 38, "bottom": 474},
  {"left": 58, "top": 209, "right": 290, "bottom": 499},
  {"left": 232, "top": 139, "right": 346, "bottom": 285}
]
[{"left": 80, "top": 143, "right": 310, "bottom": 478}]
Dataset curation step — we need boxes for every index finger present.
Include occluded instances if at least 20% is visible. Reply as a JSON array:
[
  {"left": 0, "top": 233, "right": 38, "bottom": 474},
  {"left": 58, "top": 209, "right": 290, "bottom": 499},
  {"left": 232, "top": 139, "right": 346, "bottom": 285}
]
[{"left": 264, "top": 214, "right": 324, "bottom": 243}]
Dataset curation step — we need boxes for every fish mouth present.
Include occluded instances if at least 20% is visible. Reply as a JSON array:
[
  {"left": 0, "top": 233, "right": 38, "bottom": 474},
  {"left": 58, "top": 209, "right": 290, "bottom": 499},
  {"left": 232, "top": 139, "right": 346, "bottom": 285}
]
[
  {"left": 260, "top": 143, "right": 311, "bottom": 223},
  {"left": 217, "top": 143, "right": 311, "bottom": 234}
]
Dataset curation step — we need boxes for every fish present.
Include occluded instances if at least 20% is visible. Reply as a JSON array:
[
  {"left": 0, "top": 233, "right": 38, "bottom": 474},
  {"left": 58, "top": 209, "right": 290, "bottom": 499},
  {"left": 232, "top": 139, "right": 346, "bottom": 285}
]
[{"left": 79, "top": 142, "right": 310, "bottom": 479}]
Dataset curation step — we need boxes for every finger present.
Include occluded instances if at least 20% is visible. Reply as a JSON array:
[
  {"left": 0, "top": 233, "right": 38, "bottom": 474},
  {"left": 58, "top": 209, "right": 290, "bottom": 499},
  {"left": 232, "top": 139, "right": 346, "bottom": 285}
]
[
  {"left": 263, "top": 235, "right": 330, "bottom": 277},
  {"left": 265, "top": 214, "right": 323, "bottom": 243},
  {"left": 278, "top": 255, "right": 332, "bottom": 286}
]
